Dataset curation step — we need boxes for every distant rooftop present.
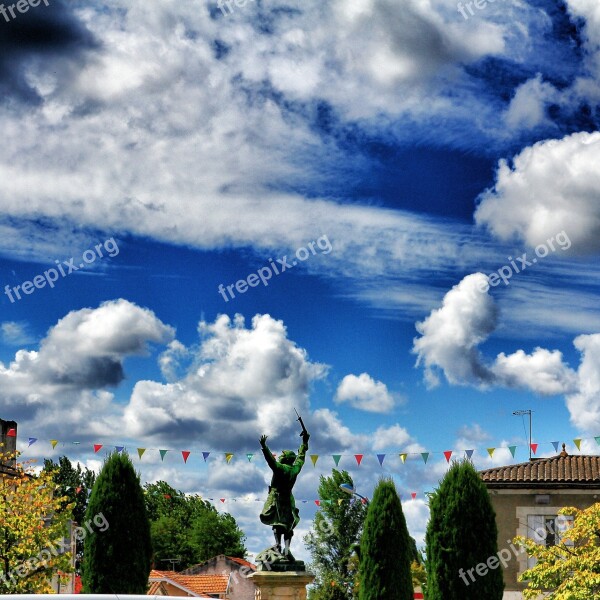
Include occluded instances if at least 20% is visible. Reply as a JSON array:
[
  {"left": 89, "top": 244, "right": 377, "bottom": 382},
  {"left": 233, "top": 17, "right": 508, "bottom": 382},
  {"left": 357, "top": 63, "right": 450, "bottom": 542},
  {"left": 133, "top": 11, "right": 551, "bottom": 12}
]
[{"left": 480, "top": 444, "right": 600, "bottom": 488}]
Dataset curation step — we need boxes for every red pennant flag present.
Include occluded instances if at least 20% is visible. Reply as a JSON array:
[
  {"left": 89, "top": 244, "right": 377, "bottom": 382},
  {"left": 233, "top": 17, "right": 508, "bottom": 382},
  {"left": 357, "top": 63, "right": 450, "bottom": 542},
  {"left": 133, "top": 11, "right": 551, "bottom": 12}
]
[
  {"left": 444, "top": 451, "right": 452, "bottom": 463},
  {"left": 530, "top": 443, "right": 538, "bottom": 455},
  {"left": 94, "top": 444, "right": 103, "bottom": 453},
  {"left": 315, "top": 500, "right": 321, "bottom": 506},
  {"left": 411, "top": 492, "right": 417, "bottom": 500},
  {"left": 76, "top": 487, "right": 82, "bottom": 494},
  {"left": 354, "top": 454, "right": 363, "bottom": 466},
  {"left": 7, "top": 428, "right": 16, "bottom": 437},
  {"left": 182, "top": 451, "right": 191, "bottom": 463},
  {"left": 220, "top": 498, "right": 225, "bottom": 503}
]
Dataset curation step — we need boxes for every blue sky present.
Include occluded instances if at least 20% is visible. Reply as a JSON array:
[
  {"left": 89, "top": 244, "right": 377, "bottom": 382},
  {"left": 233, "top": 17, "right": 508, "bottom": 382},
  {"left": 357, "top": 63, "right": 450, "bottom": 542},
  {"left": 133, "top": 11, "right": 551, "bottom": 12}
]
[{"left": 1, "top": 0, "right": 600, "bottom": 555}]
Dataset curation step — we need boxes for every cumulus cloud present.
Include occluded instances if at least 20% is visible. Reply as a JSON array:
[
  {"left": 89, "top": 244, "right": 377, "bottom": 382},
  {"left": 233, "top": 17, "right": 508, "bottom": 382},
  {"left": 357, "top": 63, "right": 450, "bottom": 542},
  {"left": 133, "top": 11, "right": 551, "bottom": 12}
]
[
  {"left": 413, "top": 273, "right": 498, "bottom": 388},
  {"left": 475, "top": 131, "right": 600, "bottom": 253},
  {"left": 334, "top": 372, "right": 396, "bottom": 413}
]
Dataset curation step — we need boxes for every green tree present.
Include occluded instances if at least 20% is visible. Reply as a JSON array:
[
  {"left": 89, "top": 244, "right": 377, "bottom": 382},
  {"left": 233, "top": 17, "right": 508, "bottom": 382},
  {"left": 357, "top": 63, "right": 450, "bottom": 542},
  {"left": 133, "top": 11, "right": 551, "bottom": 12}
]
[
  {"left": 43, "top": 456, "right": 96, "bottom": 525},
  {"left": 515, "top": 503, "right": 600, "bottom": 599},
  {"left": 359, "top": 478, "right": 413, "bottom": 600},
  {"left": 144, "top": 481, "right": 246, "bottom": 569},
  {"left": 305, "top": 470, "right": 367, "bottom": 600},
  {"left": 0, "top": 449, "right": 74, "bottom": 593},
  {"left": 425, "top": 461, "right": 503, "bottom": 600},
  {"left": 82, "top": 452, "right": 152, "bottom": 593}
]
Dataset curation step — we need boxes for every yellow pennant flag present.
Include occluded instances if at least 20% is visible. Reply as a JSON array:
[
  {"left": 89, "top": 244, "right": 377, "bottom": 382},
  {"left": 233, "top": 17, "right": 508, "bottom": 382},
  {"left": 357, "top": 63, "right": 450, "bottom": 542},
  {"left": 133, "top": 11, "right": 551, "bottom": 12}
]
[
  {"left": 574, "top": 438, "right": 582, "bottom": 451},
  {"left": 225, "top": 453, "right": 234, "bottom": 464},
  {"left": 310, "top": 455, "right": 319, "bottom": 467},
  {"left": 137, "top": 448, "right": 146, "bottom": 459},
  {"left": 50, "top": 440, "right": 58, "bottom": 449},
  {"left": 399, "top": 453, "right": 408, "bottom": 463},
  {"left": 487, "top": 448, "right": 495, "bottom": 458}
]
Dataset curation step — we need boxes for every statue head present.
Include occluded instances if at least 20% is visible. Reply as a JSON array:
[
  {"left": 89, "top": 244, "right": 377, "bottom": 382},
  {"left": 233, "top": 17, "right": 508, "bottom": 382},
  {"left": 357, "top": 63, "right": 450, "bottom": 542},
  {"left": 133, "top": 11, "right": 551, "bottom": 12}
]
[{"left": 279, "top": 450, "right": 296, "bottom": 465}]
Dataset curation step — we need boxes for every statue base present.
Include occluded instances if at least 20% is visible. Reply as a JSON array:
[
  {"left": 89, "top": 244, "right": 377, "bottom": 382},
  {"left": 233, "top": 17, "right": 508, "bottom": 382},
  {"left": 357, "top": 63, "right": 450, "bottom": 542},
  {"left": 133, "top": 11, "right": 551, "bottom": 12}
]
[{"left": 250, "top": 570, "right": 315, "bottom": 600}]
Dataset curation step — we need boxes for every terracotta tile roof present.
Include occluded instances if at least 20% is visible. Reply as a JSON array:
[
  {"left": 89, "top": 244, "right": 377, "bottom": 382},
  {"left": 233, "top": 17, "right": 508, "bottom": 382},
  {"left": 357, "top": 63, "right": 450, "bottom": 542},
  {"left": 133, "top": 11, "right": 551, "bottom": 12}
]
[
  {"left": 147, "top": 581, "right": 163, "bottom": 595},
  {"left": 149, "top": 570, "right": 229, "bottom": 596},
  {"left": 480, "top": 453, "right": 600, "bottom": 488},
  {"left": 226, "top": 556, "right": 256, "bottom": 571}
]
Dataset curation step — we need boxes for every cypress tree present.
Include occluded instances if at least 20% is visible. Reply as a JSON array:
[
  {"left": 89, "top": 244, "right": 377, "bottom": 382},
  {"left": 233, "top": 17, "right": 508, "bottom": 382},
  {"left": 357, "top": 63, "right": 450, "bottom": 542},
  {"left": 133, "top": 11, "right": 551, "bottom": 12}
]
[
  {"left": 425, "top": 460, "right": 503, "bottom": 599},
  {"left": 82, "top": 452, "right": 152, "bottom": 593},
  {"left": 358, "top": 478, "right": 413, "bottom": 600}
]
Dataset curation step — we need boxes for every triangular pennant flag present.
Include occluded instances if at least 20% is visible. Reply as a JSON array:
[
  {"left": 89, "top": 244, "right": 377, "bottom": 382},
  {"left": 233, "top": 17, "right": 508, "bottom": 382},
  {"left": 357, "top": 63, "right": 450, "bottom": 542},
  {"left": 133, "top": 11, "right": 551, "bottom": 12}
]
[
  {"left": 443, "top": 451, "right": 452, "bottom": 463},
  {"left": 508, "top": 445, "right": 517, "bottom": 457},
  {"left": 310, "top": 455, "right": 319, "bottom": 467},
  {"left": 338, "top": 499, "right": 343, "bottom": 505},
  {"left": 530, "top": 443, "right": 538, "bottom": 455},
  {"left": 163, "top": 494, "right": 171, "bottom": 499},
  {"left": 182, "top": 451, "right": 191, "bottom": 464},
  {"left": 361, "top": 498, "right": 367, "bottom": 504},
  {"left": 220, "top": 498, "right": 225, "bottom": 503},
  {"left": 332, "top": 454, "right": 342, "bottom": 466},
  {"left": 246, "top": 453, "right": 254, "bottom": 462},
  {"left": 94, "top": 444, "right": 103, "bottom": 453},
  {"left": 7, "top": 428, "right": 16, "bottom": 437},
  {"left": 487, "top": 448, "right": 495, "bottom": 458},
  {"left": 421, "top": 452, "right": 429, "bottom": 464},
  {"left": 65, "top": 486, "right": 71, "bottom": 492},
  {"left": 137, "top": 448, "right": 146, "bottom": 459},
  {"left": 377, "top": 454, "right": 385, "bottom": 466},
  {"left": 574, "top": 438, "right": 582, "bottom": 451},
  {"left": 552, "top": 441, "right": 559, "bottom": 452},
  {"left": 400, "top": 453, "right": 408, "bottom": 463},
  {"left": 159, "top": 450, "right": 168, "bottom": 461},
  {"left": 50, "top": 440, "right": 58, "bottom": 449},
  {"left": 465, "top": 449, "right": 474, "bottom": 459},
  {"left": 596, "top": 436, "right": 600, "bottom": 446},
  {"left": 355, "top": 454, "right": 363, "bottom": 466},
  {"left": 411, "top": 492, "right": 417, "bottom": 500},
  {"left": 202, "top": 451, "right": 210, "bottom": 462},
  {"left": 315, "top": 500, "right": 320, "bottom": 506},
  {"left": 225, "top": 453, "right": 234, "bottom": 464},
  {"left": 115, "top": 446, "right": 124, "bottom": 453},
  {"left": 28, "top": 437, "right": 37, "bottom": 447},
  {"left": 76, "top": 487, "right": 82, "bottom": 494}
]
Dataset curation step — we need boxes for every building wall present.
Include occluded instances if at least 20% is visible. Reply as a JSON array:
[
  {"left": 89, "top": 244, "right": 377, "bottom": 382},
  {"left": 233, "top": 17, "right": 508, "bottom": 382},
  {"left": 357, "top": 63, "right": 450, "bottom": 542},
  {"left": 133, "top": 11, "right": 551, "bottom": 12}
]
[
  {"left": 488, "top": 488, "right": 600, "bottom": 592},
  {"left": 0, "top": 418, "right": 17, "bottom": 465},
  {"left": 185, "top": 556, "right": 254, "bottom": 600}
]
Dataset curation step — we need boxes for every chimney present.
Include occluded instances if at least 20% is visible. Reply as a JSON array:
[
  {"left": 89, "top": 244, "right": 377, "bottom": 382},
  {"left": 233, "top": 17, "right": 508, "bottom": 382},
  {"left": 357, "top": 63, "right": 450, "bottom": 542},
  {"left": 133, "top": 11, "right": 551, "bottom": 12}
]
[{"left": 1, "top": 418, "right": 17, "bottom": 467}]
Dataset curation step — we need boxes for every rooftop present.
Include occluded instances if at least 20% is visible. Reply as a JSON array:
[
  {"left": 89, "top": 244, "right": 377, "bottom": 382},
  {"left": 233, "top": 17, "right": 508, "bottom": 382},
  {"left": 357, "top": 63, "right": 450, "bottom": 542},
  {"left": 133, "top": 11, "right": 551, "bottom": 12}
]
[{"left": 480, "top": 445, "right": 600, "bottom": 488}]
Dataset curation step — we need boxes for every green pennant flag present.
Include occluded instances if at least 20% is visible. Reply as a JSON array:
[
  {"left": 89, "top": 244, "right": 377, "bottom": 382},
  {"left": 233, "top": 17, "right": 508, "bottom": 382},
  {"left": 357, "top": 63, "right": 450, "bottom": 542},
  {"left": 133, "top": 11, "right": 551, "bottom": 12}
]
[
  {"left": 421, "top": 452, "right": 429, "bottom": 464},
  {"left": 310, "top": 455, "right": 319, "bottom": 467},
  {"left": 595, "top": 436, "right": 600, "bottom": 446},
  {"left": 159, "top": 449, "right": 168, "bottom": 461},
  {"left": 508, "top": 445, "right": 517, "bottom": 458},
  {"left": 246, "top": 453, "right": 254, "bottom": 462},
  {"left": 574, "top": 438, "right": 582, "bottom": 451},
  {"left": 332, "top": 454, "right": 342, "bottom": 466},
  {"left": 137, "top": 448, "right": 146, "bottom": 459}
]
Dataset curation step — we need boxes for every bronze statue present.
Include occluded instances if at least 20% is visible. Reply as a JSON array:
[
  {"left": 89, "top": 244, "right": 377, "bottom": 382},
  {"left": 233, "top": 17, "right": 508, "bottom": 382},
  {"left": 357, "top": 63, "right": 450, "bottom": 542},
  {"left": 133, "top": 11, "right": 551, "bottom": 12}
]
[{"left": 257, "top": 413, "right": 309, "bottom": 569}]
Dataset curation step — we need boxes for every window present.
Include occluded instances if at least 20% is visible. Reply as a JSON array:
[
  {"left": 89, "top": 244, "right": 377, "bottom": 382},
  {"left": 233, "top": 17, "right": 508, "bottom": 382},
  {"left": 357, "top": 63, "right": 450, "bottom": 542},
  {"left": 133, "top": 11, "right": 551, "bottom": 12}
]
[{"left": 526, "top": 514, "right": 574, "bottom": 568}]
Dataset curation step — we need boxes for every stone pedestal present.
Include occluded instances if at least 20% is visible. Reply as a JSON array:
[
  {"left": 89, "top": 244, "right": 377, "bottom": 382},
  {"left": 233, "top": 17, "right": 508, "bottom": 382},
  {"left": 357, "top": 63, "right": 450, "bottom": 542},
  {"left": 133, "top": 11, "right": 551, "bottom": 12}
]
[{"left": 251, "top": 570, "right": 315, "bottom": 600}]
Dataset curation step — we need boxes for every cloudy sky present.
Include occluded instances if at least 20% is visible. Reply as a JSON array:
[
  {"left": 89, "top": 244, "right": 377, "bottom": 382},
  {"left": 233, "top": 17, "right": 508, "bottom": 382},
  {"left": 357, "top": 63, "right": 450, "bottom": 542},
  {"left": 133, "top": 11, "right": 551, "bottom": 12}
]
[{"left": 2, "top": 0, "right": 600, "bottom": 557}]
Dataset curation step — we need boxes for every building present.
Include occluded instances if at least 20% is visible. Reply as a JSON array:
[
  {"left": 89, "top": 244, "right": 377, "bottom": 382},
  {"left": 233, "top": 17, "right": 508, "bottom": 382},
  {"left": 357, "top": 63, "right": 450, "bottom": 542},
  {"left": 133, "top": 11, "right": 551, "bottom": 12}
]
[
  {"left": 148, "top": 569, "right": 230, "bottom": 598},
  {"left": 480, "top": 444, "right": 600, "bottom": 599},
  {"left": 0, "top": 418, "right": 18, "bottom": 476},
  {"left": 182, "top": 555, "right": 256, "bottom": 600}
]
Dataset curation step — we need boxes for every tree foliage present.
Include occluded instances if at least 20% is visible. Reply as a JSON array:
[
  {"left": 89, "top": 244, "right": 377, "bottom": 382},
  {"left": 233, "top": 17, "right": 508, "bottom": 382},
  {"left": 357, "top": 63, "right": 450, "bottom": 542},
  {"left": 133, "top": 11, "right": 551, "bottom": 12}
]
[
  {"left": 359, "top": 478, "right": 413, "bottom": 600},
  {"left": 0, "top": 448, "right": 73, "bottom": 593},
  {"left": 305, "top": 470, "right": 366, "bottom": 600},
  {"left": 515, "top": 503, "right": 600, "bottom": 599},
  {"left": 144, "top": 481, "right": 246, "bottom": 570},
  {"left": 425, "top": 460, "right": 503, "bottom": 600},
  {"left": 82, "top": 452, "right": 152, "bottom": 593}
]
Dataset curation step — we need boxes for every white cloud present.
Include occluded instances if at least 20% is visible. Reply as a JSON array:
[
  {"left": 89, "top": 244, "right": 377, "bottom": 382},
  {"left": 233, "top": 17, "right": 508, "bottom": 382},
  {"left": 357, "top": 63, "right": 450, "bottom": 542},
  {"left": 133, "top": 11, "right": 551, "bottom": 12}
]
[
  {"left": 0, "top": 321, "right": 34, "bottom": 345},
  {"left": 475, "top": 131, "right": 600, "bottom": 253},
  {"left": 334, "top": 372, "right": 396, "bottom": 413},
  {"left": 371, "top": 424, "right": 416, "bottom": 452},
  {"left": 503, "top": 74, "right": 558, "bottom": 130},
  {"left": 413, "top": 273, "right": 498, "bottom": 388}
]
